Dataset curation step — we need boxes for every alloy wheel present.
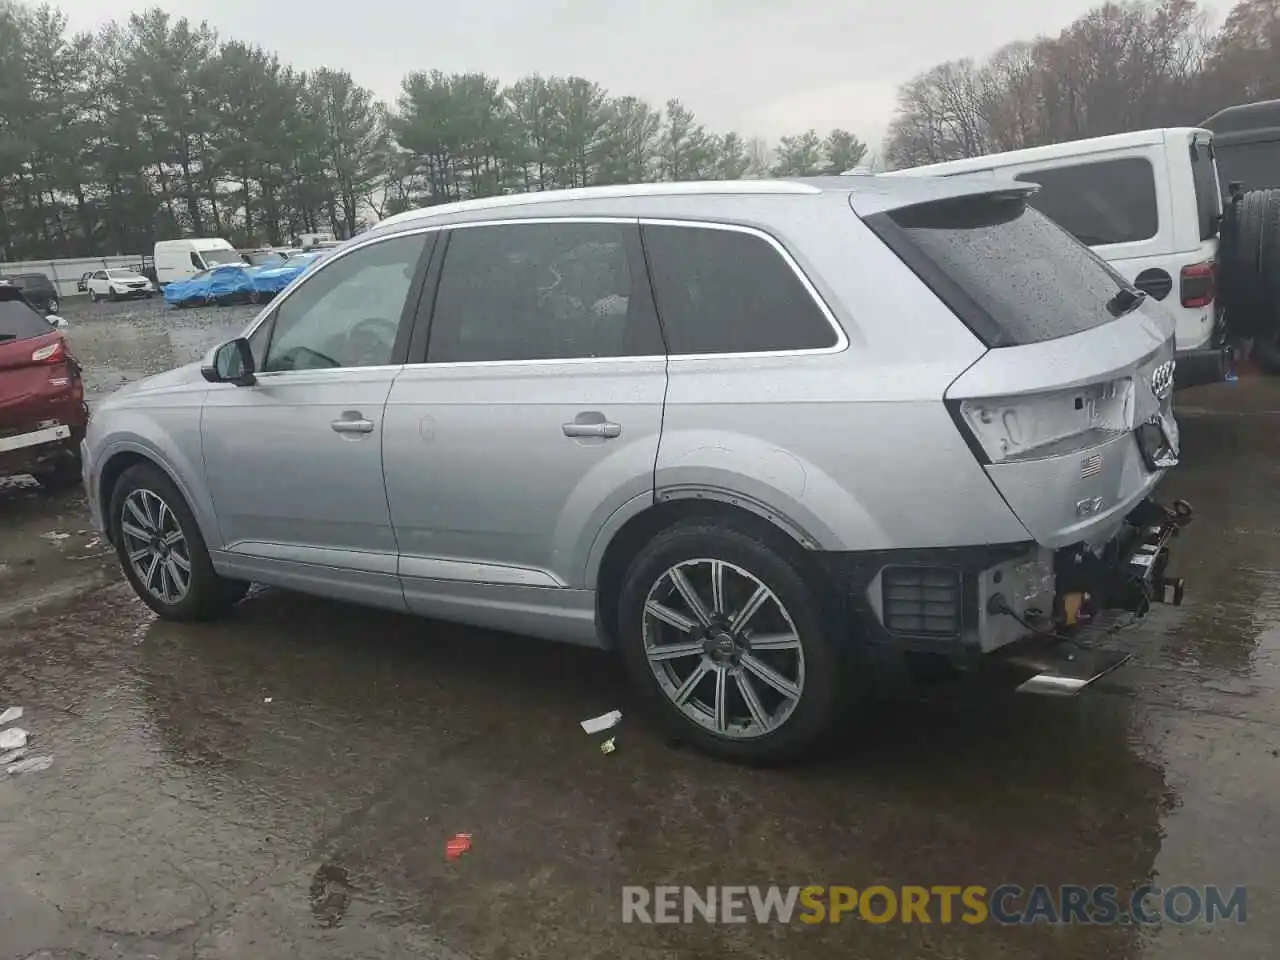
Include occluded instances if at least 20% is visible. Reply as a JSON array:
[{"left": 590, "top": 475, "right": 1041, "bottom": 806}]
[
  {"left": 643, "top": 558, "right": 805, "bottom": 740},
  {"left": 119, "top": 489, "right": 192, "bottom": 605}
]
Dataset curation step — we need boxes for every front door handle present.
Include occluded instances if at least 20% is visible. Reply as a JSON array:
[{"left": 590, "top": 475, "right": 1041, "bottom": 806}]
[
  {"left": 331, "top": 414, "right": 374, "bottom": 435},
  {"left": 562, "top": 421, "right": 621, "bottom": 439}
]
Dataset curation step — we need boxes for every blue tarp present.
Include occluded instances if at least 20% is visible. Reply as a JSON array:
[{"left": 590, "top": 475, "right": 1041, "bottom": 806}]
[
  {"left": 163, "top": 265, "right": 255, "bottom": 306},
  {"left": 248, "top": 252, "right": 325, "bottom": 295}
]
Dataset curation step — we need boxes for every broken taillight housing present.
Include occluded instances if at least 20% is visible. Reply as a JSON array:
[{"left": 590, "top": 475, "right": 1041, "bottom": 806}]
[{"left": 949, "top": 378, "right": 1135, "bottom": 464}]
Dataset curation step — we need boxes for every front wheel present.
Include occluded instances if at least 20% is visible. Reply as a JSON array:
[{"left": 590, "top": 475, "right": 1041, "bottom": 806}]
[
  {"left": 616, "top": 519, "right": 851, "bottom": 764},
  {"left": 110, "top": 463, "right": 249, "bottom": 620},
  {"left": 47, "top": 297, "right": 59, "bottom": 314}
]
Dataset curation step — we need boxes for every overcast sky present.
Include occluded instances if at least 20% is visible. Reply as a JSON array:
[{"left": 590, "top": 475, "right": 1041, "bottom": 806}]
[{"left": 53, "top": 0, "right": 1122, "bottom": 153}]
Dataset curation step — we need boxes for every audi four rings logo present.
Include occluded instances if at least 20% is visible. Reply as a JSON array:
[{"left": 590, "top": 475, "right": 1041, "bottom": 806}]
[{"left": 1150, "top": 360, "right": 1175, "bottom": 399}]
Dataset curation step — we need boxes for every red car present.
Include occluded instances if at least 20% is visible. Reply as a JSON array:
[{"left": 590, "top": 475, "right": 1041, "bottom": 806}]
[{"left": 0, "top": 284, "right": 86, "bottom": 489}]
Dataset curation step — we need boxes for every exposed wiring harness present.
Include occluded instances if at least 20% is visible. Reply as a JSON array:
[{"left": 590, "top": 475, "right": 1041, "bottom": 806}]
[{"left": 987, "top": 593, "right": 1073, "bottom": 642}]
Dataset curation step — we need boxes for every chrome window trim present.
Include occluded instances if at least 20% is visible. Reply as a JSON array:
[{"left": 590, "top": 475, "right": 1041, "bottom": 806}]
[{"left": 243, "top": 215, "right": 849, "bottom": 373}]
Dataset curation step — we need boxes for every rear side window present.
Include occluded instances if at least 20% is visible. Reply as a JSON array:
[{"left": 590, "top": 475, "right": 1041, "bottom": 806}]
[
  {"left": 428, "top": 221, "right": 663, "bottom": 363},
  {"left": 1191, "top": 140, "right": 1222, "bottom": 240},
  {"left": 0, "top": 299, "right": 54, "bottom": 342},
  {"left": 872, "top": 194, "right": 1131, "bottom": 347},
  {"left": 641, "top": 225, "right": 837, "bottom": 355},
  {"left": 1014, "top": 158, "right": 1158, "bottom": 246}
]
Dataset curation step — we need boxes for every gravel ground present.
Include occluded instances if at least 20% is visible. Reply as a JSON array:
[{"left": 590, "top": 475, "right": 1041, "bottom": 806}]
[{"left": 2, "top": 301, "right": 1280, "bottom": 959}]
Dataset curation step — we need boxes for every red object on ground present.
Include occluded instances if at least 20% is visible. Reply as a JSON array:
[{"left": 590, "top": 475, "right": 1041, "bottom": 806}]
[{"left": 445, "top": 833, "right": 473, "bottom": 861}]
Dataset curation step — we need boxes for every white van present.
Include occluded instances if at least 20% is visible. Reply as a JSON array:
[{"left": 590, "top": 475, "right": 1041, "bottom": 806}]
[
  {"left": 153, "top": 238, "right": 243, "bottom": 286},
  {"left": 885, "top": 128, "right": 1223, "bottom": 356}
]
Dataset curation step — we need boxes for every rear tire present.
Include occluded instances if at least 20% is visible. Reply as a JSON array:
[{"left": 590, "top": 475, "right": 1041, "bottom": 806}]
[
  {"left": 34, "top": 451, "right": 82, "bottom": 492},
  {"left": 616, "top": 518, "right": 852, "bottom": 765},
  {"left": 1222, "top": 187, "right": 1280, "bottom": 371},
  {"left": 109, "top": 463, "right": 249, "bottom": 621}
]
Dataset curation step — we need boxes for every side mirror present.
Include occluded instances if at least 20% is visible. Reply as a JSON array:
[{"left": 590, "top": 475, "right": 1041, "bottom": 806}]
[{"left": 201, "top": 337, "right": 257, "bottom": 386}]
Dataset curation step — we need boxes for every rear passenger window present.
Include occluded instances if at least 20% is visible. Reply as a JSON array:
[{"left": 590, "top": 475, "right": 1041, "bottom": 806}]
[
  {"left": 642, "top": 225, "right": 837, "bottom": 355},
  {"left": 1015, "top": 158, "right": 1158, "bottom": 246},
  {"left": 428, "top": 222, "right": 662, "bottom": 363}
]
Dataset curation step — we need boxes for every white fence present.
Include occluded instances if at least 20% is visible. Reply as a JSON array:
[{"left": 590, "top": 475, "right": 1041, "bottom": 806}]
[{"left": 0, "top": 254, "right": 149, "bottom": 297}]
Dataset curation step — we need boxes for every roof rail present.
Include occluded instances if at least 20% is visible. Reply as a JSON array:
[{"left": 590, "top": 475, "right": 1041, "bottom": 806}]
[{"left": 376, "top": 179, "right": 823, "bottom": 229}]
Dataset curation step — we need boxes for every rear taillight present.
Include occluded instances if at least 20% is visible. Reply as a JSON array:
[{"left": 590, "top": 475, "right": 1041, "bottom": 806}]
[
  {"left": 1180, "top": 261, "right": 1216, "bottom": 309},
  {"left": 31, "top": 339, "right": 65, "bottom": 364},
  {"left": 948, "top": 378, "right": 1135, "bottom": 465}
]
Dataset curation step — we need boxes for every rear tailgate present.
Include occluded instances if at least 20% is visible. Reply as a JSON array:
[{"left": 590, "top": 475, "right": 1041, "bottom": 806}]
[{"left": 864, "top": 188, "right": 1179, "bottom": 549}]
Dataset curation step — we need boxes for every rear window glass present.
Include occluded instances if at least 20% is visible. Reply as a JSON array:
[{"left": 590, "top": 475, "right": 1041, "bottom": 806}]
[
  {"left": 1191, "top": 140, "right": 1222, "bottom": 241},
  {"left": 1014, "top": 158, "right": 1158, "bottom": 246},
  {"left": 0, "top": 299, "right": 54, "bottom": 342},
  {"left": 875, "top": 195, "right": 1131, "bottom": 347}
]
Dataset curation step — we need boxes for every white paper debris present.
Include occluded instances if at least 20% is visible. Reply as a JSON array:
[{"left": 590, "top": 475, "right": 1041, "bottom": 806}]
[
  {"left": 0, "top": 706, "right": 21, "bottom": 725},
  {"left": 263, "top": 697, "right": 273, "bottom": 703},
  {"left": 580, "top": 710, "right": 622, "bottom": 735},
  {"left": 0, "top": 748, "right": 26, "bottom": 765},
  {"left": 7, "top": 756, "right": 53, "bottom": 775},
  {"left": 40, "top": 532, "right": 71, "bottom": 542},
  {"left": 0, "top": 728, "right": 27, "bottom": 751}
]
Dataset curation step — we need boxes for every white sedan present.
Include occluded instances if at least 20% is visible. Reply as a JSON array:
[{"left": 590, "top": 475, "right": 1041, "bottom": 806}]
[{"left": 86, "top": 269, "right": 155, "bottom": 302}]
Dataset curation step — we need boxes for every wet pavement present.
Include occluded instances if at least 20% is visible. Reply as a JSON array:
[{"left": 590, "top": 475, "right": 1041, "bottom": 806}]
[{"left": 2, "top": 298, "right": 1280, "bottom": 958}]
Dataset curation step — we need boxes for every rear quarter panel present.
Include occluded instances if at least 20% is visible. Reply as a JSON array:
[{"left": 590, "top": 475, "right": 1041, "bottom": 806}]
[{"left": 652, "top": 202, "right": 1031, "bottom": 554}]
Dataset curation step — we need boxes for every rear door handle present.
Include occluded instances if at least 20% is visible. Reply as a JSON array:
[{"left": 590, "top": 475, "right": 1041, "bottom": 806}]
[
  {"left": 562, "top": 421, "right": 621, "bottom": 439},
  {"left": 331, "top": 415, "right": 374, "bottom": 435}
]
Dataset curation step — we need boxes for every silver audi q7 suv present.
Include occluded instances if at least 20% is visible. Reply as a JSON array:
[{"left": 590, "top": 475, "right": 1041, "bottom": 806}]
[{"left": 83, "top": 177, "right": 1188, "bottom": 763}]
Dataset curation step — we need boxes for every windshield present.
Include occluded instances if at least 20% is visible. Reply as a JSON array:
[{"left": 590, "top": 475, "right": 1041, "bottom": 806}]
[
  {"left": 245, "top": 251, "right": 286, "bottom": 266},
  {"left": 871, "top": 193, "right": 1136, "bottom": 347},
  {"left": 200, "top": 249, "right": 243, "bottom": 266}
]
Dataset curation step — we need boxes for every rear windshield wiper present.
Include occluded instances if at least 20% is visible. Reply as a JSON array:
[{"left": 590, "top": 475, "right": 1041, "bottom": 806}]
[{"left": 1106, "top": 287, "right": 1147, "bottom": 317}]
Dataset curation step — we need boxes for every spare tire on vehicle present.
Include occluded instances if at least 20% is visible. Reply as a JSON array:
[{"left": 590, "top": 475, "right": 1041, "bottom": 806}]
[{"left": 1221, "top": 187, "right": 1280, "bottom": 370}]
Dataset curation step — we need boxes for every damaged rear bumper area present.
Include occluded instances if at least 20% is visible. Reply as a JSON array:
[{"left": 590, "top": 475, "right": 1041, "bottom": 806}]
[{"left": 819, "top": 497, "right": 1192, "bottom": 695}]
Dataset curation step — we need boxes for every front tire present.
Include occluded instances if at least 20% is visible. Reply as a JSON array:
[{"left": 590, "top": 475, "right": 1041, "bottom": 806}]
[
  {"left": 110, "top": 463, "right": 248, "bottom": 621},
  {"left": 47, "top": 297, "right": 59, "bottom": 314},
  {"left": 616, "top": 519, "right": 850, "bottom": 765}
]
